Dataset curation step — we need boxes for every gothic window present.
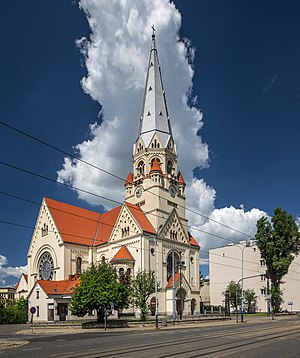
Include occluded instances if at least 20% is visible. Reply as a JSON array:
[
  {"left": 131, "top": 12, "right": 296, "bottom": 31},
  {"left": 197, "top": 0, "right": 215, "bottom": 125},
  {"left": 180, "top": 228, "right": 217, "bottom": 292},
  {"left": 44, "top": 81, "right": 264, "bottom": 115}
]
[
  {"left": 101, "top": 256, "right": 106, "bottom": 263},
  {"left": 149, "top": 86, "right": 152, "bottom": 91},
  {"left": 167, "top": 252, "right": 179, "bottom": 280},
  {"left": 147, "top": 111, "right": 151, "bottom": 116},
  {"left": 159, "top": 111, "right": 163, "bottom": 116},
  {"left": 125, "top": 268, "right": 131, "bottom": 283},
  {"left": 119, "top": 268, "right": 125, "bottom": 282},
  {"left": 260, "top": 259, "right": 265, "bottom": 266},
  {"left": 76, "top": 257, "right": 82, "bottom": 275},
  {"left": 260, "top": 288, "right": 266, "bottom": 295},
  {"left": 167, "top": 160, "right": 173, "bottom": 174},
  {"left": 150, "top": 157, "right": 160, "bottom": 166},
  {"left": 41, "top": 223, "right": 48, "bottom": 237},
  {"left": 137, "top": 161, "right": 145, "bottom": 175}
]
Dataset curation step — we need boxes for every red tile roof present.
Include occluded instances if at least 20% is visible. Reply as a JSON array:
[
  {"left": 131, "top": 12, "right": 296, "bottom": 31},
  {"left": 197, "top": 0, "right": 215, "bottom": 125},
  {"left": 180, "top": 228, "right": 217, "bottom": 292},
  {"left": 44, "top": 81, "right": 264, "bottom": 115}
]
[
  {"left": 44, "top": 197, "right": 121, "bottom": 247},
  {"left": 111, "top": 245, "right": 135, "bottom": 263},
  {"left": 177, "top": 171, "right": 185, "bottom": 185},
  {"left": 125, "top": 202, "right": 156, "bottom": 234},
  {"left": 38, "top": 276, "right": 80, "bottom": 295},
  {"left": 45, "top": 197, "right": 101, "bottom": 246},
  {"left": 124, "top": 172, "right": 133, "bottom": 186},
  {"left": 188, "top": 232, "right": 200, "bottom": 248},
  {"left": 150, "top": 158, "right": 162, "bottom": 173},
  {"left": 166, "top": 272, "right": 180, "bottom": 288},
  {"left": 44, "top": 198, "right": 155, "bottom": 247},
  {"left": 96, "top": 206, "right": 122, "bottom": 246}
]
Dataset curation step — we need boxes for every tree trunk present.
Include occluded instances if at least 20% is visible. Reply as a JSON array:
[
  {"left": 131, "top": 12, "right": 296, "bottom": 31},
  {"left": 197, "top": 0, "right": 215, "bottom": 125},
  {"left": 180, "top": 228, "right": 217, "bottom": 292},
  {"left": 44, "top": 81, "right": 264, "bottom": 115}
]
[{"left": 97, "top": 309, "right": 105, "bottom": 323}]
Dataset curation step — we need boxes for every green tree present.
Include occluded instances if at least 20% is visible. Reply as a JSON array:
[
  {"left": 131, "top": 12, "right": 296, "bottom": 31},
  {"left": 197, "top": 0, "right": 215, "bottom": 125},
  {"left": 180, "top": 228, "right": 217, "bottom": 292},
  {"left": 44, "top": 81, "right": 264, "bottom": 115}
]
[
  {"left": 223, "top": 281, "right": 242, "bottom": 310},
  {"left": 244, "top": 288, "right": 257, "bottom": 313},
  {"left": 255, "top": 208, "right": 300, "bottom": 313},
  {"left": 70, "top": 262, "right": 130, "bottom": 322},
  {"left": 131, "top": 270, "right": 156, "bottom": 321}
]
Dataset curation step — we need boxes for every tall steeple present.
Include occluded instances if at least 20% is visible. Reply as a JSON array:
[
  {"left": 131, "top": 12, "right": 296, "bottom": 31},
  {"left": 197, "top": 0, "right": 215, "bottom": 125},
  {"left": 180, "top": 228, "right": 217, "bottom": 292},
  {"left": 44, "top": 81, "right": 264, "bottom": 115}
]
[
  {"left": 126, "top": 29, "right": 186, "bottom": 232},
  {"left": 136, "top": 28, "right": 173, "bottom": 149}
]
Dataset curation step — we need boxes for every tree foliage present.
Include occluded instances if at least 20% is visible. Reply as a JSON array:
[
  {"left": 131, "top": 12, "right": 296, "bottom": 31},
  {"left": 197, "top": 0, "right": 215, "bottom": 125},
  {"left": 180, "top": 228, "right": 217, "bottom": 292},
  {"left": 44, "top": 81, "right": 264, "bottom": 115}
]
[
  {"left": 244, "top": 288, "right": 257, "bottom": 313},
  {"left": 131, "top": 270, "right": 156, "bottom": 321},
  {"left": 223, "top": 281, "right": 242, "bottom": 310},
  {"left": 70, "top": 262, "right": 130, "bottom": 322},
  {"left": 0, "top": 298, "right": 28, "bottom": 324},
  {"left": 255, "top": 208, "right": 300, "bottom": 313}
]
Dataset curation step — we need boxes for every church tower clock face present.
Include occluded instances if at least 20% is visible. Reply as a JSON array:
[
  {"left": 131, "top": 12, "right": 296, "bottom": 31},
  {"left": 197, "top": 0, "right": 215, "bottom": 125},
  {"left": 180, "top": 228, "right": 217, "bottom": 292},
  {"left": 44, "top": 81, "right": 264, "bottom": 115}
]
[
  {"left": 39, "top": 252, "right": 54, "bottom": 280},
  {"left": 169, "top": 185, "right": 177, "bottom": 198}
]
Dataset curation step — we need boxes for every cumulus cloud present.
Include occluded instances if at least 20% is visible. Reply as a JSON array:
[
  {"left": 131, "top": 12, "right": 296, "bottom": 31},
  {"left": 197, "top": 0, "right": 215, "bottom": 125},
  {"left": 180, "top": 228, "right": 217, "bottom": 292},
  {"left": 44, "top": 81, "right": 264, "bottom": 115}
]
[
  {"left": 57, "top": 0, "right": 267, "bottom": 254},
  {"left": 296, "top": 216, "right": 300, "bottom": 230},
  {"left": 0, "top": 254, "right": 27, "bottom": 285},
  {"left": 57, "top": 0, "right": 208, "bottom": 207}
]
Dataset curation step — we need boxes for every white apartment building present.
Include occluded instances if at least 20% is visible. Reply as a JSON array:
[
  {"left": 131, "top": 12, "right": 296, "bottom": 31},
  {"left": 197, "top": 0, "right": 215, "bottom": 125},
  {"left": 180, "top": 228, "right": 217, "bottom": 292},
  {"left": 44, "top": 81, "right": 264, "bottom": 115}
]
[{"left": 209, "top": 241, "right": 300, "bottom": 312}]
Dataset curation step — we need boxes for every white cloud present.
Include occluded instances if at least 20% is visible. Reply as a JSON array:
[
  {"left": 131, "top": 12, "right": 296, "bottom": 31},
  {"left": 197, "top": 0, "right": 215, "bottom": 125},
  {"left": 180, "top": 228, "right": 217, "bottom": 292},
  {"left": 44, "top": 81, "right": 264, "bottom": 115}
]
[
  {"left": 296, "top": 216, "right": 300, "bottom": 230},
  {"left": 189, "top": 206, "right": 267, "bottom": 254},
  {"left": 0, "top": 254, "right": 27, "bottom": 285},
  {"left": 57, "top": 0, "right": 208, "bottom": 208},
  {"left": 57, "top": 0, "right": 268, "bottom": 255}
]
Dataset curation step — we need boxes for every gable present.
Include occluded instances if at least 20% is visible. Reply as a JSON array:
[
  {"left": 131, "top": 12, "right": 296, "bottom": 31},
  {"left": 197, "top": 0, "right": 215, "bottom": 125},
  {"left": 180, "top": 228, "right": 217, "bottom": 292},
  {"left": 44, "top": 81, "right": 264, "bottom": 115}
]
[
  {"left": 44, "top": 197, "right": 101, "bottom": 246},
  {"left": 109, "top": 204, "right": 143, "bottom": 242},
  {"left": 160, "top": 209, "right": 189, "bottom": 244}
]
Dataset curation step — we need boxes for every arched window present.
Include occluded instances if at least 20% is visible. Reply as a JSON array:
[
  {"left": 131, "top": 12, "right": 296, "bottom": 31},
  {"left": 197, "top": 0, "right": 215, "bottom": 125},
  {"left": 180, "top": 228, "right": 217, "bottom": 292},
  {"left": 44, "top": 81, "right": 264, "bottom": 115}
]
[
  {"left": 137, "top": 161, "right": 145, "bottom": 175},
  {"left": 125, "top": 268, "right": 131, "bottom": 284},
  {"left": 167, "top": 251, "right": 180, "bottom": 280},
  {"left": 119, "top": 268, "right": 125, "bottom": 282},
  {"left": 167, "top": 160, "right": 173, "bottom": 174},
  {"left": 101, "top": 256, "right": 106, "bottom": 263},
  {"left": 76, "top": 257, "right": 82, "bottom": 275},
  {"left": 150, "top": 157, "right": 160, "bottom": 166}
]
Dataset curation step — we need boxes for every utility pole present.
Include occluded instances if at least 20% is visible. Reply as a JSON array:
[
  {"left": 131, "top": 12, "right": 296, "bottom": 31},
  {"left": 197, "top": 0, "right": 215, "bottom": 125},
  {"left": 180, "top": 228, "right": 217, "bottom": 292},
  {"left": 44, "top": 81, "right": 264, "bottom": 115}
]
[
  {"left": 172, "top": 250, "right": 176, "bottom": 323},
  {"left": 179, "top": 251, "right": 182, "bottom": 320}
]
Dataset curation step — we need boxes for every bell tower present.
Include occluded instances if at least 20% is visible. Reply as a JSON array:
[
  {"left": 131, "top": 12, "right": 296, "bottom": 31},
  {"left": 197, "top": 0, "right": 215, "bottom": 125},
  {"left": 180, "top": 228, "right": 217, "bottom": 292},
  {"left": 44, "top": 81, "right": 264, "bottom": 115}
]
[{"left": 125, "top": 30, "right": 187, "bottom": 233}]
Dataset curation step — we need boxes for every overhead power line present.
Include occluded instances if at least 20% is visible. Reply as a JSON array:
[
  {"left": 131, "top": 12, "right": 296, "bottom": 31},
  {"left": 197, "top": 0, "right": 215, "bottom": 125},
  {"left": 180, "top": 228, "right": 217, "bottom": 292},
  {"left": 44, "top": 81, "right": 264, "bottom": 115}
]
[{"left": 0, "top": 120, "right": 256, "bottom": 240}]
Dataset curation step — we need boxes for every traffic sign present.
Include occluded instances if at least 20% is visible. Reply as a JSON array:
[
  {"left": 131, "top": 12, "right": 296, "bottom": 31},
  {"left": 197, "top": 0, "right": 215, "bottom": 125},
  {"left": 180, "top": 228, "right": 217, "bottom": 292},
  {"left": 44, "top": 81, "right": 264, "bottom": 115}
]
[{"left": 30, "top": 307, "right": 36, "bottom": 314}]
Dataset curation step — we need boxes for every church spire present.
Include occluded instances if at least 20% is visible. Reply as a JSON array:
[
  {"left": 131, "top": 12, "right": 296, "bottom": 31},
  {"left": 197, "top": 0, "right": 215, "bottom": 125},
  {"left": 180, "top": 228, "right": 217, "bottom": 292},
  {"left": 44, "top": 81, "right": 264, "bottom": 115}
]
[{"left": 137, "top": 28, "right": 173, "bottom": 149}]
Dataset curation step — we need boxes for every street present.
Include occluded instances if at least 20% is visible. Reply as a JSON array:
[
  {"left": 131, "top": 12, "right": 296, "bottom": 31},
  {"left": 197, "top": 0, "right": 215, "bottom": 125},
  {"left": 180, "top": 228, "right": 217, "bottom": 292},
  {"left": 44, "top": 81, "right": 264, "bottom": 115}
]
[{"left": 1, "top": 317, "right": 300, "bottom": 357}]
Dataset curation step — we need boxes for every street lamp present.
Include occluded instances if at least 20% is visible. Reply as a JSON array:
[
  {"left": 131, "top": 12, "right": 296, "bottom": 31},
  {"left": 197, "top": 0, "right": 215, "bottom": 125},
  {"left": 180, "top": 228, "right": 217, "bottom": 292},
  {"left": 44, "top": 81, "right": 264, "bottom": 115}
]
[
  {"left": 240, "top": 241, "right": 250, "bottom": 323},
  {"left": 151, "top": 224, "right": 163, "bottom": 330},
  {"left": 153, "top": 234, "right": 159, "bottom": 329}
]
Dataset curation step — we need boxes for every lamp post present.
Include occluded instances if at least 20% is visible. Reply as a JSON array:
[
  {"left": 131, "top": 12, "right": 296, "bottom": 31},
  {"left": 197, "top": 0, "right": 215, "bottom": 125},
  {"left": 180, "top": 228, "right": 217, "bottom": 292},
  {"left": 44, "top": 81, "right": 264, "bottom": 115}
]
[
  {"left": 240, "top": 241, "right": 250, "bottom": 323},
  {"left": 172, "top": 250, "right": 176, "bottom": 323},
  {"left": 151, "top": 225, "right": 163, "bottom": 330},
  {"left": 153, "top": 234, "right": 159, "bottom": 329}
]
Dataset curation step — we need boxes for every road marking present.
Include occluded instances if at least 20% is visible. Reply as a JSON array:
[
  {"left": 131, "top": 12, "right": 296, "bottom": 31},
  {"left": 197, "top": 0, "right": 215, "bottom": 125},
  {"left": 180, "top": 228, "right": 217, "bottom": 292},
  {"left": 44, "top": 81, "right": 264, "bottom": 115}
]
[{"left": 23, "top": 347, "right": 42, "bottom": 351}]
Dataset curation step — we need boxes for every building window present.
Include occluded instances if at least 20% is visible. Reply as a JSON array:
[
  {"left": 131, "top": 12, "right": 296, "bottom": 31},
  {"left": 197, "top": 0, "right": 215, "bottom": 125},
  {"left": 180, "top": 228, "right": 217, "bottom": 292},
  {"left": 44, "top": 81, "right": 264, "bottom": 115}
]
[
  {"left": 119, "top": 268, "right": 125, "bottom": 282},
  {"left": 260, "top": 259, "right": 265, "bottom": 266},
  {"left": 260, "top": 288, "right": 266, "bottom": 295},
  {"left": 167, "top": 160, "right": 173, "bottom": 174},
  {"left": 167, "top": 252, "right": 180, "bottom": 280},
  {"left": 36, "top": 290, "right": 39, "bottom": 299},
  {"left": 101, "top": 256, "right": 106, "bottom": 263},
  {"left": 76, "top": 257, "right": 82, "bottom": 275},
  {"left": 41, "top": 223, "right": 48, "bottom": 237},
  {"left": 36, "top": 306, "right": 40, "bottom": 317},
  {"left": 260, "top": 274, "right": 265, "bottom": 281},
  {"left": 137, "top": 161, "right": 145, "bottom": 175}
]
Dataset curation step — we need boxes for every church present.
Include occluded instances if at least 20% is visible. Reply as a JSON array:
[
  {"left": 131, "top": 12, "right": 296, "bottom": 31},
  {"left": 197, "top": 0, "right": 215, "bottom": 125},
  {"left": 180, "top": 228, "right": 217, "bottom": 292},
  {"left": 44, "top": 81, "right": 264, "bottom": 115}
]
[{"left": 27, "top": 32, "right": 201, "bottom": 322}]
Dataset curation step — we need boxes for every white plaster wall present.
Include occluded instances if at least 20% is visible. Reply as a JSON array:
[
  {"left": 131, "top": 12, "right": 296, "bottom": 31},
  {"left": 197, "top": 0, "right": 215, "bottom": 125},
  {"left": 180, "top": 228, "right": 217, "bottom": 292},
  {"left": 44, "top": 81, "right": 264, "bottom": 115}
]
[{"left": 209, "top": 243, "right": 300, "bottom": 312}]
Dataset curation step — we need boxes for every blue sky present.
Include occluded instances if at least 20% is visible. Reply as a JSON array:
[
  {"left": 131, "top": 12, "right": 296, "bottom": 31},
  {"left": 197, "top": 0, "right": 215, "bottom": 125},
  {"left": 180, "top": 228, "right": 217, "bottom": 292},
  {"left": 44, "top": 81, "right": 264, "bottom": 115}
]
[{"left": 0, "top": 1, "right": 299, "bottom": 285}]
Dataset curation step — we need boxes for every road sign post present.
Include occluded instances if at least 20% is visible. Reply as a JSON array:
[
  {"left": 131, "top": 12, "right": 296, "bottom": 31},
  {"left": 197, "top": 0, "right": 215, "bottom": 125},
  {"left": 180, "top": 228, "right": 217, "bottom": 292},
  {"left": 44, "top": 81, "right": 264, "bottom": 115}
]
[{"left": 30, "top": 307, "right": 36, "bottom": 333}]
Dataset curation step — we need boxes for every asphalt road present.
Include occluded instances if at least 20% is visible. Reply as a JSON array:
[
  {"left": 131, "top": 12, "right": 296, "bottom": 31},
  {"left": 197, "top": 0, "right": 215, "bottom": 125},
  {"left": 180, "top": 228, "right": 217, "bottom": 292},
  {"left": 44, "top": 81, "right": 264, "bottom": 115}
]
[{"left": 1, "top": 318, "right": 300, "bottom": 357}]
